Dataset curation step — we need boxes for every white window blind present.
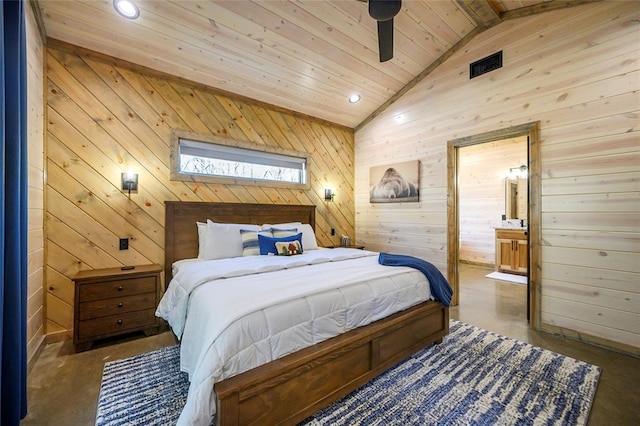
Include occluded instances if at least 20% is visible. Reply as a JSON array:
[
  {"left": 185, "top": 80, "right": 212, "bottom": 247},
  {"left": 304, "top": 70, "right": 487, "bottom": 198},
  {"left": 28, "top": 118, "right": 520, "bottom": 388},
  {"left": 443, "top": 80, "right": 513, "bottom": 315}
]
[{"left": 177, "top": 138, "right": 307, "bottom": 184}]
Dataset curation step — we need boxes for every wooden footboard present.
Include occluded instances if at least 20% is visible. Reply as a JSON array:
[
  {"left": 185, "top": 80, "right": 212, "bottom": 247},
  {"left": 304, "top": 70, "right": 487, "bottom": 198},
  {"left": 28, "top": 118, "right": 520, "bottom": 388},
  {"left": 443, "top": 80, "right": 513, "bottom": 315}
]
[{"left": 215, "top": 300, "right": 449, "bottom": 426}]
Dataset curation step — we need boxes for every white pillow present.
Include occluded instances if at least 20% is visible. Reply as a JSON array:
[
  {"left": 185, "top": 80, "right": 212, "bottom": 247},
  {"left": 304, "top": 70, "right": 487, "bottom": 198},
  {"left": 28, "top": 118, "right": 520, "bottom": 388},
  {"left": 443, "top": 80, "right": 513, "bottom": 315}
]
[
  {"left": 196, "top": 222, "right": 207, "bottom": 259},
  {"left": 298, "top": 223, "right": 319, "bottom": 250},
  {"left": 203, "top": 220, "right": 261, "bottom": 260},
  {"left": 267, "top": 222, "right": 318, "bottom": 250},
  {"left": 261, "top": 222, "right": 301, "bottom": 231}
]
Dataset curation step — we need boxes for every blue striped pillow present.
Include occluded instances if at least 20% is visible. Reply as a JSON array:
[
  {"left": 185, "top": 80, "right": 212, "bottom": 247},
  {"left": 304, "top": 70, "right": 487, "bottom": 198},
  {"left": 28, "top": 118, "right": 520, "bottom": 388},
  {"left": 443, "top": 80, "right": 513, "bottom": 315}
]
[
  {"left": 240, "top": 228, "right": 273, "bottom": 256},
  {"left": 272, "top": 228, "right": 298, "bottom": 238}
]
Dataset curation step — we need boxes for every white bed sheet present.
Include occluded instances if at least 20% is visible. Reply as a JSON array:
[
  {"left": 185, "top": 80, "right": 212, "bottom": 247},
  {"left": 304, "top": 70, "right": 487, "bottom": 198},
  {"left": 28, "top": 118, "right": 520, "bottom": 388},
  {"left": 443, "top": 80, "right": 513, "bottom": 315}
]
[{"left": 156, "top": 248, "right": 433, "bottom": 426}]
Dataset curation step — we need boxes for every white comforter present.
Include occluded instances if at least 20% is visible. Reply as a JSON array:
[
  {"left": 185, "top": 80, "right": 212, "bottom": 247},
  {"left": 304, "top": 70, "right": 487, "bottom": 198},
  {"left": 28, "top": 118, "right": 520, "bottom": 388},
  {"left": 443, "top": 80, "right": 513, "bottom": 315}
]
[{"left": 156, "top": 248, "right": 433, "bottom": 426}]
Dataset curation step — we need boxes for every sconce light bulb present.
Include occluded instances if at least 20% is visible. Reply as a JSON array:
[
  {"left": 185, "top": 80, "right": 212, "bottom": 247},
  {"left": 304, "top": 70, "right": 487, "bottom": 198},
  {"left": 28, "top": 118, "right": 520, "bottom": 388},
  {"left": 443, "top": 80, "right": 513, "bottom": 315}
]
[
  {"left": 325, "top": 189, "right": 335, "bottom": 201},
  {"left": 121, "top": 171, "right": 138, "bottom": 195}
]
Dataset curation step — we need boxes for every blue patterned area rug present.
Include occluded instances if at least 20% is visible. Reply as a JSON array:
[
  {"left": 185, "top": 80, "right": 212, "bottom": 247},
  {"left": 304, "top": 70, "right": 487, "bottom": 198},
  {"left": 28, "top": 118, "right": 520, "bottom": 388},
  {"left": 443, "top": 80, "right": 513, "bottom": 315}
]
[
  {"left": 96, "top": 345, "right": 189, "bottom": 425},
  {"left": 95, "top": 321, "right": 600, "bottom": 426}
]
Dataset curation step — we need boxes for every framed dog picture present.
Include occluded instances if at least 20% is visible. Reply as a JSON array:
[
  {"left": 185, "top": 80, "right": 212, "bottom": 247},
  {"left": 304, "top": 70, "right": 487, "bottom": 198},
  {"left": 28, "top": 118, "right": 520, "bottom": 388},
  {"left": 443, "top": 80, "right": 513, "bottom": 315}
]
[{"left": 369, "top": 160, "right": 420, "bottom": 203}]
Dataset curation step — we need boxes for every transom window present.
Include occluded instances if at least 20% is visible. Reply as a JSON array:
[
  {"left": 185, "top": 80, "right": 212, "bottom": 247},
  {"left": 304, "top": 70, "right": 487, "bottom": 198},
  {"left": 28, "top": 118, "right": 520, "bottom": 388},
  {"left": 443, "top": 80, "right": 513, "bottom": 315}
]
[{"left": 171, "top": 131, "right": 308, "bottom": 187}]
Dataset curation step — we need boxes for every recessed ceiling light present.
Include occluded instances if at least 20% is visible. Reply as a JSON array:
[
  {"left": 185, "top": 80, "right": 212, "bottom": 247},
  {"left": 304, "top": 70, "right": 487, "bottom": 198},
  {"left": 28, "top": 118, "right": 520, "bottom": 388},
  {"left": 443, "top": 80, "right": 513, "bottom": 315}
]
[
  {"left": 113, "top": 0, "right": 140, "bottom": 19},
  {"left": 348, "top": 94, "right": 361, "bottom": 104}
]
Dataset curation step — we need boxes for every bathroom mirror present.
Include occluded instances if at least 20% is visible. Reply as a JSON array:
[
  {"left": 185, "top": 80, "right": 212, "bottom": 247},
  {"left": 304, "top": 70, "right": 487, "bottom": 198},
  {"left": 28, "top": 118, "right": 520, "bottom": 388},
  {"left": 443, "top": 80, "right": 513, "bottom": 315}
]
[{"left": 505, "top": 177, "right": 527, "bottom": 220}]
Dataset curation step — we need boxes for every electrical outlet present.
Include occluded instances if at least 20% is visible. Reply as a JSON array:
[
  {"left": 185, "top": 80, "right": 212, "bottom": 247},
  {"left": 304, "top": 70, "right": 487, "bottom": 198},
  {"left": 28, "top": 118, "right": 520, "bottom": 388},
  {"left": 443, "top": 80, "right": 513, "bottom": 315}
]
[
  {"left": 119, "top": 238, "right": 129, "bottom": 250},
  {"left": 331, "top": 228, "right": 335, "bottom": 236}
]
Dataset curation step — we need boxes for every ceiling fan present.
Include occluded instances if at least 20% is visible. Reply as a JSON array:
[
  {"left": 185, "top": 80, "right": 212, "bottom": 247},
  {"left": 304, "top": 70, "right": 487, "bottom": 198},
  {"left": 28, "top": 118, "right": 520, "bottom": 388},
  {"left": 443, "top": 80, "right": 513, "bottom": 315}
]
[{"left": 360, "top": 0, "right": 402, "bottom": 62}]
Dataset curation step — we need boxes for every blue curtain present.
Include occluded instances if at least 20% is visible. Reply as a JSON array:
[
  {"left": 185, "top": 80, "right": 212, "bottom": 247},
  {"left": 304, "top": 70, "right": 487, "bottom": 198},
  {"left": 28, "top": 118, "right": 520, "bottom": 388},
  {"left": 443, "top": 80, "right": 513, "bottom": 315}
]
[{"left": 1, "top": 0, "right": 29, "bottom": 424}]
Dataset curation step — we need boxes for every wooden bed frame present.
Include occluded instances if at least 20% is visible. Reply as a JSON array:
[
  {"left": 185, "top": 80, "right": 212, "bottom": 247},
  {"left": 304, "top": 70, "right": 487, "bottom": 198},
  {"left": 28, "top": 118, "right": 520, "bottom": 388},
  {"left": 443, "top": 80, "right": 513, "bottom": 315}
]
[{"left": 164, "top": 201, "right": 449, "bottom": 426}]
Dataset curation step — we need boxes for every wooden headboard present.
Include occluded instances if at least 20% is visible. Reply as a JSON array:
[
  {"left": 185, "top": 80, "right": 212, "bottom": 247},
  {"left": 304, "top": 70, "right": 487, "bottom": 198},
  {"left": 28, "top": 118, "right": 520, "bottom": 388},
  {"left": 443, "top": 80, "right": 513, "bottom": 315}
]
[{"left": 164, "top": 202, "right": 316, "bottom": 285}]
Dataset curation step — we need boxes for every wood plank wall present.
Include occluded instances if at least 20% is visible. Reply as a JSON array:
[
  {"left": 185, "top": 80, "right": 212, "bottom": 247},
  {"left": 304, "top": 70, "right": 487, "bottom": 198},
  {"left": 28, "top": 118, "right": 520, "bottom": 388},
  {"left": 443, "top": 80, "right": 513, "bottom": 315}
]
[
  {"left": 355, "top": 2, "right": 639, "bottom": 352},
  {"left": 26, "top": 2, "right": 46, "bottom": 363},
  {"left": 459, "top": 136, "right": 527, "bottom": 266},
  {"left": 44, "top": 43, "right": 354, "bottom": 337}
]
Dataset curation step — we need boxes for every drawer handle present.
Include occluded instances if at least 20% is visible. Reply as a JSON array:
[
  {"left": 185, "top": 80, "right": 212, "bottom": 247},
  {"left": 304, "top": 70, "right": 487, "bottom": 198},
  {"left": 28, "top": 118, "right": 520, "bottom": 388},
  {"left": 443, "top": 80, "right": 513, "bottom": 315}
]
[
  {"left": 117, "top": 286, "right": 123, "bottom": 291},
  {"left": 117, "top": 302, "right": 124, "bottom": 308},
  {"left": 117, "top": 319, "right": 123, "bottom": 325}
]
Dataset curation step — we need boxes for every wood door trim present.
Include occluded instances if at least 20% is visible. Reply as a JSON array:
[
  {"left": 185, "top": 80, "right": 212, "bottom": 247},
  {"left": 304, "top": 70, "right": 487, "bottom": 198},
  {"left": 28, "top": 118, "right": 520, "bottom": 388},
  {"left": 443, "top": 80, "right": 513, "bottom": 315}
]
[{"left": 447, "top": 122, "right": 541, "bottom": 330}]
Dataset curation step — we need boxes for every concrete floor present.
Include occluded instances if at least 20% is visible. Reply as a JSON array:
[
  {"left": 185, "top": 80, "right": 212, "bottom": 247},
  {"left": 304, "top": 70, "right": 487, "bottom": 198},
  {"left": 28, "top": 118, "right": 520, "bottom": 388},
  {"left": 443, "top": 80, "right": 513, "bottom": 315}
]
[{"left": 21, "top": 263, "right": 639, "bottom": 425}]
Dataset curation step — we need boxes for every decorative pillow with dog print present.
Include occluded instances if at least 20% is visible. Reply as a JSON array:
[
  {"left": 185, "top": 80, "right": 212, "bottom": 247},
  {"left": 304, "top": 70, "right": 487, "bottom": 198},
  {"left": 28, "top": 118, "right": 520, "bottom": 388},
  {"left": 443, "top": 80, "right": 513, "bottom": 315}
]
[
  {"left": 274, "top": 240, "right": 303, "bottom": 256},
  {"left": 258, "top": 233, "right": 303, "bottom": 255}
]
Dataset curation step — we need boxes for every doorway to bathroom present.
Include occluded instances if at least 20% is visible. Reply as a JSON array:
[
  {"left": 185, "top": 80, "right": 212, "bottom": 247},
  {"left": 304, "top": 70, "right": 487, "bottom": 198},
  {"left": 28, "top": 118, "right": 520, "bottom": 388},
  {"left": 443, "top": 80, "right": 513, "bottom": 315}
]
[
  {"left": 447, "top": 122, "right": 541, "bottom": 330},
  {"left": 457, "top": 137, "right": 529, "bottom": 325}
]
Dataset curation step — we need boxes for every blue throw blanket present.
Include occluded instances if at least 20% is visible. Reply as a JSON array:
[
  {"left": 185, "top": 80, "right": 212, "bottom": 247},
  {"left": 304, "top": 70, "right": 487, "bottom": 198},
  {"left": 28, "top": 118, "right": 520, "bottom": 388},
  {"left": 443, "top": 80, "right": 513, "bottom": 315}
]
[{"left": 378, "top": 253, "right": 453, "bottom": 307}]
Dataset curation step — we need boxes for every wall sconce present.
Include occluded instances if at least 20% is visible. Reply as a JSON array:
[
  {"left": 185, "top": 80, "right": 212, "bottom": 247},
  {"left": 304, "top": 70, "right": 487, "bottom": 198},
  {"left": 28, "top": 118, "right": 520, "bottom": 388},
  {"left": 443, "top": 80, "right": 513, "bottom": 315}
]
[
  {"left": 324, "top": 189, "right": 335, "bottom": 201},
  {"left": 121, "top": 172, "right": 138, "bottom": 195},
  {"left": 508, "top": 164, "right": 528, "bottom": 179}
]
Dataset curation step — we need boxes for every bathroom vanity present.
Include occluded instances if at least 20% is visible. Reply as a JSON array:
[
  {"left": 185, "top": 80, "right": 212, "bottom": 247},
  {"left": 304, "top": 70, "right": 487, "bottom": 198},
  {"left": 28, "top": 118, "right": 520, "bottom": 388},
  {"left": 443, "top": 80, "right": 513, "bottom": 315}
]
[{"left": 495, "top": 228, "right": 528, "bottom": 275}]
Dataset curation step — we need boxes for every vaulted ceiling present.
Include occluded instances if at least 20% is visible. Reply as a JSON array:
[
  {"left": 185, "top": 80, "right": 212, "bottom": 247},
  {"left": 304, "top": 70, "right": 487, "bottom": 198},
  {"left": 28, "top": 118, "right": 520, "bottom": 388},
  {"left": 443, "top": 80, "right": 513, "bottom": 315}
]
[{"left": 36, "top": 0, "right": 587, "bottom": 128}]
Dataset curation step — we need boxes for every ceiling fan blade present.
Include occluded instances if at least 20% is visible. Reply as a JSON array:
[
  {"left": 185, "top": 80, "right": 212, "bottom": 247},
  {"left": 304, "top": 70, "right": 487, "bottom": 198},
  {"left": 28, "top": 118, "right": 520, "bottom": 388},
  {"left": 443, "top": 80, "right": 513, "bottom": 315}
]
[{"left": 377, "top": 18, "right": 394, "bottom": 62}]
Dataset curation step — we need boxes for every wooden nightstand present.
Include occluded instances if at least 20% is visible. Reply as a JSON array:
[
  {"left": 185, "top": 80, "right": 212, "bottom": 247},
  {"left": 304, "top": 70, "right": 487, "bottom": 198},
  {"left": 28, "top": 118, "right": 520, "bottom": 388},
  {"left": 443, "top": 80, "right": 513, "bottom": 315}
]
[{"left": 73, "top": 264, "right": 162, "bottom": 352}]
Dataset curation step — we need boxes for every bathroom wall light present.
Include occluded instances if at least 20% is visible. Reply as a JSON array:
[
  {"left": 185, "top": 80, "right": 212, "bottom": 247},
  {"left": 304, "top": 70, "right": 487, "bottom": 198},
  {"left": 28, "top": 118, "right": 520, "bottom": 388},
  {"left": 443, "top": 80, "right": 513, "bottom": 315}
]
[
  {"left": 508, "top": 164, "right": 528, "bottom": 179},
  {"left": 121, "top": 172, "right": 138, "bottom": 195},
  {"left": 324, "top": 189, "right": 335, "bottom": 201},
  {"left": 113, "top": 0, "right": 140, "bottom": 19}
]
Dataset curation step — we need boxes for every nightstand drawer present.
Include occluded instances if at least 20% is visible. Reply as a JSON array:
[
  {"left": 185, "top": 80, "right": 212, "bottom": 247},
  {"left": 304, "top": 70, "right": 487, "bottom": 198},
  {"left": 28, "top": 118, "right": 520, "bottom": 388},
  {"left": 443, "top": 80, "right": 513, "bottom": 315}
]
[
  {"left": 78, "top": 309, "right": 157, "bottom": 340},
  {"left": 79, "top": 292, "right": 157, "bottom": 320},
  {"left": 79, "top": 276, "right": 156, "bottom": 302}
]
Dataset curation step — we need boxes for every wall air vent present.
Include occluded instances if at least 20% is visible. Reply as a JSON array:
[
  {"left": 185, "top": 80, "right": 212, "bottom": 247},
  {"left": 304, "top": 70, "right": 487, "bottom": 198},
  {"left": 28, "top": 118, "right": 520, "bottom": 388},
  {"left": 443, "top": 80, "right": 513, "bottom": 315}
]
[{"left": 470, "top": 51, "right": 503, "bottom": 79}]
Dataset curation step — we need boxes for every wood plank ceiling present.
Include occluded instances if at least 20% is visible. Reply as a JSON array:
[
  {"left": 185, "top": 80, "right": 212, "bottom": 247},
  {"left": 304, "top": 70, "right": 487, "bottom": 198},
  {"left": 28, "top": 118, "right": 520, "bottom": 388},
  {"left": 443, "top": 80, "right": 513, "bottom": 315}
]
[{"left": 37, "top": 0, "right": 575, "bottom": 128}]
